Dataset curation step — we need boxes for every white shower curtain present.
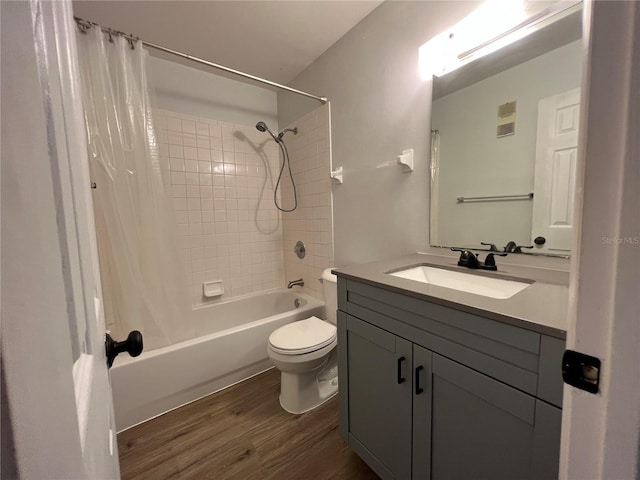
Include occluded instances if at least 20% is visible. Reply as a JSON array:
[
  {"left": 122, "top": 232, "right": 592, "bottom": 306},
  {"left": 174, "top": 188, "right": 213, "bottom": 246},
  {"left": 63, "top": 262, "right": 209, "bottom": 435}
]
[{"left": 77, "top": 27, "right": 193, "bottom": 350}]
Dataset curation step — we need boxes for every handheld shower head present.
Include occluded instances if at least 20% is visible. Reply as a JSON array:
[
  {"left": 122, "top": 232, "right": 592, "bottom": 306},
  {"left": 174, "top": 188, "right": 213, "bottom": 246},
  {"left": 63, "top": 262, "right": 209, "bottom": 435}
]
[
  {"left": 255, "top": 121, "right": 299, "bottom": 212},
  {"left": 255, "top": 121, "right": 279, "bottom": 142}
]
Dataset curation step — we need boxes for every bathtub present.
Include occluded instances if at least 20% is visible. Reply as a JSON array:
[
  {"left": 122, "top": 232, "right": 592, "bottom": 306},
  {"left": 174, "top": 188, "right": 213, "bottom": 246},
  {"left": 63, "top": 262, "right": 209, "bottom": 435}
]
[{"left": 110, "top": 289, "right": 324, "bottom": 431}]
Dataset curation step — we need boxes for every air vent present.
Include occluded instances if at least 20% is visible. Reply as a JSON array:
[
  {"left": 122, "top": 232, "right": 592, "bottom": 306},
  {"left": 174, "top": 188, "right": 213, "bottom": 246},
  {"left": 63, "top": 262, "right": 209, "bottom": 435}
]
[
  {"left": 498, "top": 123, "right": 515, "bottom": 136},
  {"left": 497, "top": 101, "right": 516, "bottom": 137}
]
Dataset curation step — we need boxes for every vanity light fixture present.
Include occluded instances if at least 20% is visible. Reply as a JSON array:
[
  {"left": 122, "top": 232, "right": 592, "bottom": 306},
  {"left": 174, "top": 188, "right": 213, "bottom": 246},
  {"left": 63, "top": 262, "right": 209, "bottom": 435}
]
[{"left": 418, "top": 0, "right": 581, "bottom": 79}]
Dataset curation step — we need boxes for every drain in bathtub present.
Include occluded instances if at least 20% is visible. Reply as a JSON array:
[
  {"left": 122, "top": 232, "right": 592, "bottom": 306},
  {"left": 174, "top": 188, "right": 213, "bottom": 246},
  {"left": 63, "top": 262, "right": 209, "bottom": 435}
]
[{"left": 294, "top": 298, "right": 301, "bottom": 308}]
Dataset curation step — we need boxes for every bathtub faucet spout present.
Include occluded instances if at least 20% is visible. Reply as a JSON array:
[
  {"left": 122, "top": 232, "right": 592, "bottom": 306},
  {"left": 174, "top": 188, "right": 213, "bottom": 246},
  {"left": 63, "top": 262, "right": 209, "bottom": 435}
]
[{"left": 287, "top": 279, "right": 304, "bottom": 289}]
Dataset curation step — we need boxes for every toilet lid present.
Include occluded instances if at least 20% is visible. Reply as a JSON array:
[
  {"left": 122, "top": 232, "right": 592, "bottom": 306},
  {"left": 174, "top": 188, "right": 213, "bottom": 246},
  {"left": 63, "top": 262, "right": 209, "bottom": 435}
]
[{"left": 269, "top": 317, "right": 337, "bottom": 355}]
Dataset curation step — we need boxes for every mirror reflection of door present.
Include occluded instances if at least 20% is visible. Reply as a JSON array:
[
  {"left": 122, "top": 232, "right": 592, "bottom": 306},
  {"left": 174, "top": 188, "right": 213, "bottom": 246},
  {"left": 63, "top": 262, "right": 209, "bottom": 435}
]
[{"left": 531, "top": 88, "right": 580, "bottom": 253}]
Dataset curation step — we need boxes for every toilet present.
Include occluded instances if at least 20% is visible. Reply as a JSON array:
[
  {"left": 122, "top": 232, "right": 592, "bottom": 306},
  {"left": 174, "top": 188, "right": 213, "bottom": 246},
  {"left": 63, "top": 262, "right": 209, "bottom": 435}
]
[{"left": 267, "top": 268, "right": 338, "bottom": 414}]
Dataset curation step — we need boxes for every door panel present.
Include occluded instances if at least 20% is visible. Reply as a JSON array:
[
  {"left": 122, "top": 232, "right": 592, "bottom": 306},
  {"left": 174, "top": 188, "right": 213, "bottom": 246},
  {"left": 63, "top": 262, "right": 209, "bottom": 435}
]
[
  {"left": 532, "top": 401, "right": 562, "bottom": 480},
  {"left": 431, "top": 354, "right": 535, "bottom": 480},
  {"left": 346, "top": 315, "right": 412, "bottom": 480},
  {"left": 1, "top": 1, "right": 119, "bottom": 478}
]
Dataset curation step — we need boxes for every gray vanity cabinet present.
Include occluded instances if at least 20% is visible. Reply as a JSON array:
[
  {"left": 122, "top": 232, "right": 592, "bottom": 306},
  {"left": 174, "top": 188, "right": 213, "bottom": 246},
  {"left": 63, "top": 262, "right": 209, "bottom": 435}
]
[
  {"left": 342, "top": 312, "right": 413, "bottom": 479},
  {"left": 337, "top": 277, "right": 564, "bottom": 480}
]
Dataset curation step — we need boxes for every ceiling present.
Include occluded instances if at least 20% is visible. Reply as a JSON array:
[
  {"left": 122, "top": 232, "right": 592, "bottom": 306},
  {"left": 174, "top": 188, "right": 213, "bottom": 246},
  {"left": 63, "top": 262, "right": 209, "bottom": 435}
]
[{"left": 72, "top": 1, "right": 383, "bottom": 86}]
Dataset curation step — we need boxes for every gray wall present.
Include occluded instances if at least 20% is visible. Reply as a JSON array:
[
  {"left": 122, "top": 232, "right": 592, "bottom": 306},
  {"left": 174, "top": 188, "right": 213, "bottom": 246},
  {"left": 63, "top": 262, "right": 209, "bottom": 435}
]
[
  {"left": 1, "top": 364, "right": 18, "bottom": 479},
  {"left": 149, "top": 56, "right": 278, "bottom": 128},
  {"left": 278, "top": 1, "right": 481, "bottom": 266}
]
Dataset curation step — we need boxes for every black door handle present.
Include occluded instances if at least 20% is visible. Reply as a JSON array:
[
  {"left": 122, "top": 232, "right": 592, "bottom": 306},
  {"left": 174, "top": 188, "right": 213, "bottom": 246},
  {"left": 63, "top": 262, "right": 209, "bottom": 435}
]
[
  {"left": 397, "top": 356, "right": 406, "bottom": 384},
  {"left": 415, "top": 366, "right": 424, "bottom": 395},
  {"left": 105, "top": 330, "right": 143, "bottom": 368},
  {"left": 562, "top": 350, "right": 600, "bottom": 393}
]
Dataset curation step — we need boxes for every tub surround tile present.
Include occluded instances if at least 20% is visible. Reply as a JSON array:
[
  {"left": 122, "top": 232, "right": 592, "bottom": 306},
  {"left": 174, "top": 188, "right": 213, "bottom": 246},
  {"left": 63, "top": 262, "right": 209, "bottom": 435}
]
[
  {"left": 155, "top": 106, "right": 333, "bottom": 306},
  {"left": 281, "top": 104, "right": 335, "bottom": 300},
  {"left": 156, "top": 109, "right": 285, "bottom": 305}
]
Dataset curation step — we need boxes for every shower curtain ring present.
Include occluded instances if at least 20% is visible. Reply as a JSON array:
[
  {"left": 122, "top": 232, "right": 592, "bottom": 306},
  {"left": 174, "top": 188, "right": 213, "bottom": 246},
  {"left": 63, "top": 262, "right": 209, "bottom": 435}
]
[{"left": 108, "top": 30, "right": 114, "bottom": 43}]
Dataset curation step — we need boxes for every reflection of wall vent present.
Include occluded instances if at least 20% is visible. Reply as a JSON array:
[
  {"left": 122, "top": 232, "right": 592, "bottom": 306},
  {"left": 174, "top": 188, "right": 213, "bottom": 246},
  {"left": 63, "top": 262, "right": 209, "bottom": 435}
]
[{"left": 497, "top": 101, "right": 516, "bottom": 137}]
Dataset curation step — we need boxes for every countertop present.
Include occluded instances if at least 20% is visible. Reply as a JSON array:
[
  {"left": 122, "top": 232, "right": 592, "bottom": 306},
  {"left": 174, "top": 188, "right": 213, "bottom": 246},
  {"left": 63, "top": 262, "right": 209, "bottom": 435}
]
[{"left": 334, "top": 253, "right": 569, "bottom": 339}]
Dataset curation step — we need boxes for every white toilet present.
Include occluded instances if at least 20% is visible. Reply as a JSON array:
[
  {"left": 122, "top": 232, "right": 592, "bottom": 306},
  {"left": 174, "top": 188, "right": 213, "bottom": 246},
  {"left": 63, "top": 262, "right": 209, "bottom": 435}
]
[{"left": 267, "top": 268, "right": 338, "bottom": 414}]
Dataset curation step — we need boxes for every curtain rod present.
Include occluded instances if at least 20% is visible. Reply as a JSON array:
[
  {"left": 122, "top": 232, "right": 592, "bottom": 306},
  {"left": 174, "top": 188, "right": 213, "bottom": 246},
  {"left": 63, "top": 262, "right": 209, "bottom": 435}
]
[{"left": 74, "top": 17, "right": 328, "bottom": 104}]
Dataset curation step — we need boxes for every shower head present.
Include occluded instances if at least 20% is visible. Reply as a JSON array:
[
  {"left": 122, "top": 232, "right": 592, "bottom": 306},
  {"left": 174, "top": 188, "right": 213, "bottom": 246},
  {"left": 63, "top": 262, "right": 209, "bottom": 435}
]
[{"left": 255, "top": 121, "right": 279, "bottom": 142}]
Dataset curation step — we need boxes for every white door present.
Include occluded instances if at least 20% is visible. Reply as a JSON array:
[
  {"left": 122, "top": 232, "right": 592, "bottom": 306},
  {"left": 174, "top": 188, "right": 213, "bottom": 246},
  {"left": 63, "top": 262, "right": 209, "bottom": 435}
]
[
  {"left": 531, "top": 88, "right": 580, "bottom": 253},
  {"left": 560, "top": 2, "right": 640, "bottom": 479},
  {"left": 2, "top": 1, "right": 120, "bottom": 478}
]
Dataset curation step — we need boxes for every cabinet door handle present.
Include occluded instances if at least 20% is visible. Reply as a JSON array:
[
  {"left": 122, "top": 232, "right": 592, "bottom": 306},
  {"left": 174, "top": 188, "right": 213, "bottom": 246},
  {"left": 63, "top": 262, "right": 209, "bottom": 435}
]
[
  {"left": 415, "top": 365, "right": 424, "bottom": 395},
  {"left": 397, "top": 356, "right": 406, "bottom": 384}
]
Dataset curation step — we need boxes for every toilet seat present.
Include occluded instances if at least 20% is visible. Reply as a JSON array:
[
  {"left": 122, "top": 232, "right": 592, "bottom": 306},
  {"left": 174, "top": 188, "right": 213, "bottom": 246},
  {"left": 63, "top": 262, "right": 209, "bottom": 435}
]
[{"left": 269, "top": 316, "right": 337, "bottom": 355}]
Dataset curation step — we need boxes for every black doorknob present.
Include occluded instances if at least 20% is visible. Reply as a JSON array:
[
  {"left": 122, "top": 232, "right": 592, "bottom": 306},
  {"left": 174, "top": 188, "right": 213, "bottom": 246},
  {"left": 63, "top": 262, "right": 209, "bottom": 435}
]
[
  {"left": 105, "top": 330, "right": 143, "bottom": 368},
  {"left": 534, "top": 236, "right": 546, "bottom": 245}
]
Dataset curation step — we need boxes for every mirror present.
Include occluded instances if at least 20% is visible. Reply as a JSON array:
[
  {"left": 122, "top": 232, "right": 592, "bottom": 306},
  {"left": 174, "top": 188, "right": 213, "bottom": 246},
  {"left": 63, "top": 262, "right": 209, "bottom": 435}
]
[{"left": 429, "top": 3, "right": 582, "bottom": 255}]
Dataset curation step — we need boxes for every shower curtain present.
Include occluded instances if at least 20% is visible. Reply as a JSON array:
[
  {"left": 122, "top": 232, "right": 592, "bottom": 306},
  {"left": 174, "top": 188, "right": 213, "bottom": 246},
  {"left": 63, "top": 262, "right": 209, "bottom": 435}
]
[{"left": 76, "top": 27, "right": 193, "bottom": 350}]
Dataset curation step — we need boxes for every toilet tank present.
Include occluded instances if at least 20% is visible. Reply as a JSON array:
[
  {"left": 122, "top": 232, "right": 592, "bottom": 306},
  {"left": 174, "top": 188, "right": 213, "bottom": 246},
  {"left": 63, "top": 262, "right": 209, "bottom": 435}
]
[{"left": 321, "top": 268, "right": 338, "bottom": 325}]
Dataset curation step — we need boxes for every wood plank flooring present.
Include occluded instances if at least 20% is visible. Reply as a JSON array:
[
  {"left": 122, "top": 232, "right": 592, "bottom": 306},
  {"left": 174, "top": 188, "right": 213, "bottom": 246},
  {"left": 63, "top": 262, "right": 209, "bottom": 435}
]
[{"left": 118, "top": 368, "right": 379, "bottom": 480}]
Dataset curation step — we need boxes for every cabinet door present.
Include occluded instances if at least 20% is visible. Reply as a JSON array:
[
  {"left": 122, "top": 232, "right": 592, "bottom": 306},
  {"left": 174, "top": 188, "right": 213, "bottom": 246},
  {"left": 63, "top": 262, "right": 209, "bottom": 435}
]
[
  {"left": 532, "top": 400, "right": 562, "bottom": 480},
  {"left": 345, "top": 314, "right": 412, "bottom": 480},
  {"left": 430, "top": 354, "right": 537, "bottom": 480},
  {"left": 412, "top": 345, "right": 433, "bottom": 479}
]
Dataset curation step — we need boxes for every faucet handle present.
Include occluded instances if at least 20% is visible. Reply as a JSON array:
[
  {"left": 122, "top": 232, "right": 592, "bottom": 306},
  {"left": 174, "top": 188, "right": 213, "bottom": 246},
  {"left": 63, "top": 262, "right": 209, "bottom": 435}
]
[
  {"left": 451, "top": 248, "right": 479, "bottom": 268},
  {"left": 484, "top": 252, "right": 507, "bottom": 268},
  {"left": 451, "top": 247, "right": 477, "bottom": 255},
  {"left": 504, "top": 241, "right": 533, "bottom": 253},
  {"left": 504, "top": 241, "right": 517, "bottom": 252},
  {"left": 481, "top": 242, "right": 499, "bottom": 252}
]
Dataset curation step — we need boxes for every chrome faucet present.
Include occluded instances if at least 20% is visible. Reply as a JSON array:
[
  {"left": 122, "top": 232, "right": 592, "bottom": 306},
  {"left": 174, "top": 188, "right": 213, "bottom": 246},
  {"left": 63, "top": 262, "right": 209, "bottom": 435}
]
[{"left": 287, "top": 278, "right": 304, "bottom": 288}]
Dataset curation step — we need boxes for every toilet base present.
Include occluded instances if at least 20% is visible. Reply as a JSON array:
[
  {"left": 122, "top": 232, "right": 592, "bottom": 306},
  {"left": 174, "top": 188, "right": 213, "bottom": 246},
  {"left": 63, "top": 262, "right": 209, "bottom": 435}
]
[{"left": 278, "top": 351, "right": 338, "bottom": 414}]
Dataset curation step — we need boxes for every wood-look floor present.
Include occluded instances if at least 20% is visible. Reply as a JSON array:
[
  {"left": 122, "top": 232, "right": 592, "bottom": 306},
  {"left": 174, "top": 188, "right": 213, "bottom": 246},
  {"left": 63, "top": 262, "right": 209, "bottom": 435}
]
[{"left": 118, "top": 368, "right": 379, "bottom": 480}]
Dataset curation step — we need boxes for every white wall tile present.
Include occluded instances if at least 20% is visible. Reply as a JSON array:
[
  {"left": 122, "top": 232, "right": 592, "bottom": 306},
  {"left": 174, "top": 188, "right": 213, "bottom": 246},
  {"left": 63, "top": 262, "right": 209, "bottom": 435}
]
[
  {"left": 183, "top": 133, "right": 197, "bottom": 147},
  {"left": 160, "top": 109, "right": 287, "bottom": 306},
  {"left": 281, "top": 104, "right": 334, "bottom": 300}
]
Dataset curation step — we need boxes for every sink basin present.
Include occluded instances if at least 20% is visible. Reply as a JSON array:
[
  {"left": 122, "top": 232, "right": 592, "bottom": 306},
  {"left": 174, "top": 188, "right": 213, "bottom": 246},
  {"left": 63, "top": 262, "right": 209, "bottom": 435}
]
[{"left": 388, "top": 265, "right": 532, "bottom": 299}]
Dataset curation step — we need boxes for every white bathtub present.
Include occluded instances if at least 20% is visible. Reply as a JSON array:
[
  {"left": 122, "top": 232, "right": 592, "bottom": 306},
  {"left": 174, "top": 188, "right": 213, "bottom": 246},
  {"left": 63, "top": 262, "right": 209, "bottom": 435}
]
[{"left": 110, "top": 289, "right": 324, "bottom": 431}]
